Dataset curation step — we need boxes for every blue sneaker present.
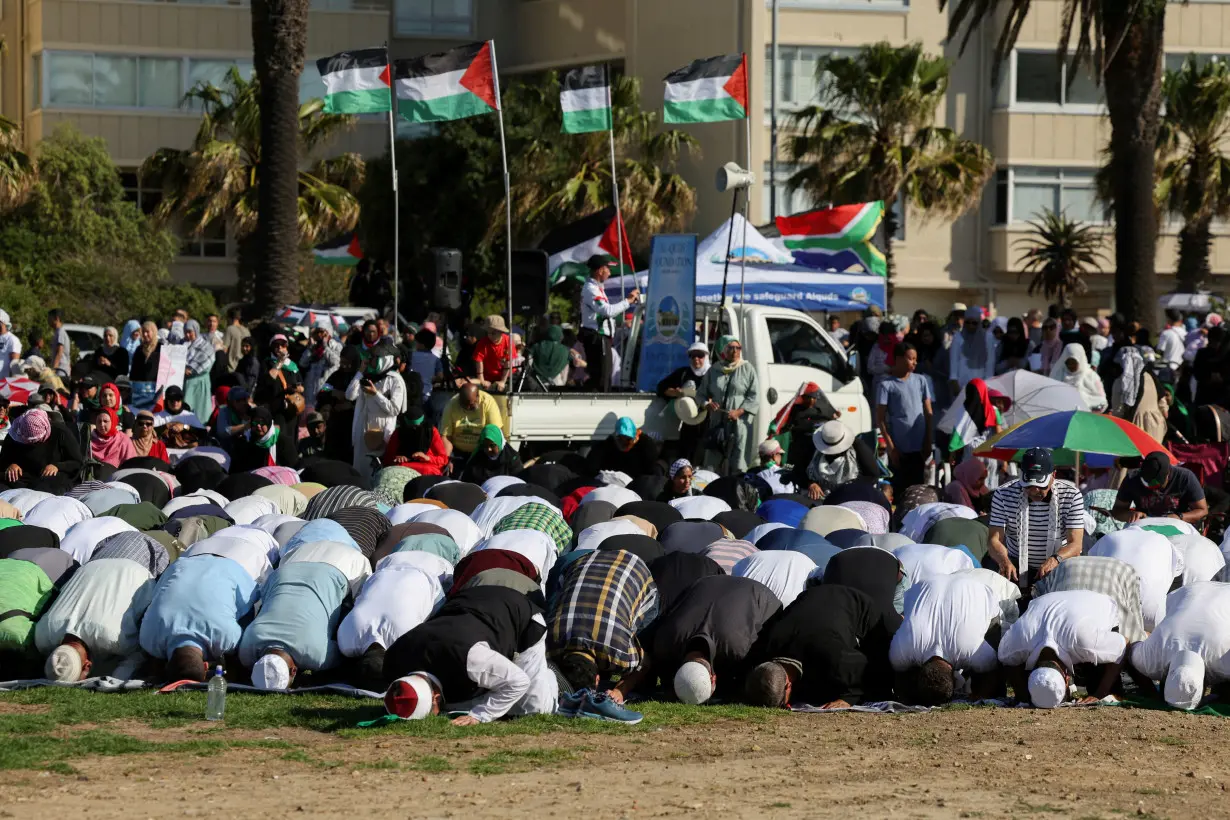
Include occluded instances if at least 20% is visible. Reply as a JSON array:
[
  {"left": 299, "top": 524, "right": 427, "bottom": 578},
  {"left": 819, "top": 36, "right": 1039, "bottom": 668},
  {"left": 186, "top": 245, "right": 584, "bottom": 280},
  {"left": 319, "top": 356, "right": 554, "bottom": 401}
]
[
  {"left": 557, "top": 689, "right": 587, "bottom": 717},
  {"left": 578, "top": 691, "right": 643, "bottom": 724}
]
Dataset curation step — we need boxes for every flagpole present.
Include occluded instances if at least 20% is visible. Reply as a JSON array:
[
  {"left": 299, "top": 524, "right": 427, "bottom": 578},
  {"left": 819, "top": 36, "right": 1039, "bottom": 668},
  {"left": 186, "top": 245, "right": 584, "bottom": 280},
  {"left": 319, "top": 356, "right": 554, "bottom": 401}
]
[
  {"left": 606, "top": 64, "right": 629, "bottom": 369},
  {"left": 739, "top": 52, "right": 750, "bottom": 342},
  {"left": 385, "top": 42, "right": 400, "bottom": 334},
  {"left": 491, "top": 40, "right": 513, "bottom": 394}
]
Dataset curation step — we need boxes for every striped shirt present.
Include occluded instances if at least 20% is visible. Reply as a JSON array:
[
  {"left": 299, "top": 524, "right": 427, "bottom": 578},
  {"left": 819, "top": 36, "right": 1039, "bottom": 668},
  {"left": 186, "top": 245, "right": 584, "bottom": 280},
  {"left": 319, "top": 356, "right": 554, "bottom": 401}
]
[
  {"left": 988, "top": 479, "right": 1084, "bottom": 569},
  {"left": 548, "top": 549, "right": 659, "bottom": 673},
  {"left": 90, "top": 532, "right": 170, "bottom": 577},
  {"left": 702, "top": 539, "right": 759, "bottom": 574}
]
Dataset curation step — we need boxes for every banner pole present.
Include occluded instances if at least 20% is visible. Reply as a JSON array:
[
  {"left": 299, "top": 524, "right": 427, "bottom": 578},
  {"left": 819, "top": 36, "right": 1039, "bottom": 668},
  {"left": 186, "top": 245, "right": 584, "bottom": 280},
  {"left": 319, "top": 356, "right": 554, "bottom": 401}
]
[
  {"left": 491, "top": 41, "right": 514, "bottom": 396},
  {"left": 385, "top": 42, "right": 400, "bottom": 334},
  {"left": 606, "top": 64, "right": 630, "bottom": 379},
  {"left": 739, "top": 53, "right": 750, "bottom": 342}
]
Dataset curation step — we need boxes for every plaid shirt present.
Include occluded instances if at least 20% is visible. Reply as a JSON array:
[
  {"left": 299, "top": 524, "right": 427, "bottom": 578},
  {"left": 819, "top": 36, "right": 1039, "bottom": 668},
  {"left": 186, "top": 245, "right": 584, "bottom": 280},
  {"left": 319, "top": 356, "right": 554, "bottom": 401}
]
[
  {"left": 1033, "top": 555, "right": 1146, "bottom": 643},
  {"left": 548, "top": 549, "right": 659, "bottom": 673},
  {"left": 493, "top": 503, "right": 572, "bottom": 554},
  {"left": 90, "top": 532, "right": 170, "bottom": 577}
]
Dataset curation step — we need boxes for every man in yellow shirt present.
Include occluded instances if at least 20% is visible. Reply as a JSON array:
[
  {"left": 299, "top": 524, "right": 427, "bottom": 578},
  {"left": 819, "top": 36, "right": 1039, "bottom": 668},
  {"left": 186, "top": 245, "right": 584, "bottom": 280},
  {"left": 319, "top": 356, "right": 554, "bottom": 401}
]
[{"left": 440, "top": 383, "right": 503, "bottom": 465}]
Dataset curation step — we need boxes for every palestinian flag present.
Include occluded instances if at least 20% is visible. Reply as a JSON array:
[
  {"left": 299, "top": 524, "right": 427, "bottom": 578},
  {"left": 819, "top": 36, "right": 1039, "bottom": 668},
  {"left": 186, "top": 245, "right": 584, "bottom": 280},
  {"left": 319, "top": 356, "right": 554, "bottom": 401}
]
[
  {"left": 394, "top": 41, "right": 499, "bottom": 123},
  {"left": 560, "top": 65, "right": 612, "bottom": 134},
  {"left": 315, "top": 48, "right": 391, "bottom": 114},
  {"left": 313, "top": 232, "right": 363, "bottom": 267},
  {"left": 663, "top": 53, "right": 748, "bottom": 124},
  {"left": 538, "top": 207, "right": 635, "bottom": 286},
  {"left": 776, "top": 202, "right": 888, "bottom": 277}
]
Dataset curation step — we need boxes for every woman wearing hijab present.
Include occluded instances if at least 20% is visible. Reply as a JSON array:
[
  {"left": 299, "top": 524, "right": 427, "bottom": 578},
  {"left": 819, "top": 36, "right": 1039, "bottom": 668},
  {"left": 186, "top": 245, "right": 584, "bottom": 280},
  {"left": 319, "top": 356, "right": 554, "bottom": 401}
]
[
  {"left": 1037, "top": 318, "right": 1064, "bottom": 375},
  {"left": 182, "top": 320, "right": 215, "bottom": 427},
  {"left": 89, "top": 407, "right": 136, "bottom": 468},
  {"left": 300, "top": 319, "right": 342, "bottom": 407},
  {"left": 658, "top": 459, "right": 700, "bottom": 502},
  {"left": 230, "top": 406, "right": 298, "bottom": 473},
  {"left": 129, "top": 321, "right": 162, "bottom": 383},
  {"left": 120, "top": 320, "right": 141, "bottom": 374},
  {"left": 460, "top": 424, "right": 522, "bottom": 484},
  {"left": 528, "top": 325, "right": 571, "bottom": 388},
  {"left": 345, "top": 344, "right": 406, "bottom": 480},
  {"left": 1111, "top": 345, "right": 1146, "bottom": 418},
  {"left": 697, "top": 335, "right": 760, "bottom": 473},
  {"left": 655, "top": 341, "right": 710, "bottom": 463},
  {"left": 130, "top": 410, "right": 169, "bottom": 463},
  {"left": 98, "top": 381, "right": 135, "bottom": 433},
  {"left": 942, "top": 458, "right": 990, "bottom": 513},
  {"left": 90, "top": 327, "right": 129, "bottom": 382},
  {"left": 948, "top": 307, "right": 993, "bottom": 394},
  {"left": 0, "top": 408, "right": 82, "bottom": 489},
  {"left": 1049, "top": 343, "right": 1106, "bottom": 412},
  {"left": 383, "top": 401, "right": 451, "bottom": 476},
  {"left": 998, "top": 317, "right": 1031, "bottom": 373}
]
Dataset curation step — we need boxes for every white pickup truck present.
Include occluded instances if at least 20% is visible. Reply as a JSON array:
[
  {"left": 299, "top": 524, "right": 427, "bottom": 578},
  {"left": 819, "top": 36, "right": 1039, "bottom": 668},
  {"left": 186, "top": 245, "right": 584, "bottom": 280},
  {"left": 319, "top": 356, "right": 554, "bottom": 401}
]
[{"left": 505, "top": 302, "right": 870, "bottom": 465}]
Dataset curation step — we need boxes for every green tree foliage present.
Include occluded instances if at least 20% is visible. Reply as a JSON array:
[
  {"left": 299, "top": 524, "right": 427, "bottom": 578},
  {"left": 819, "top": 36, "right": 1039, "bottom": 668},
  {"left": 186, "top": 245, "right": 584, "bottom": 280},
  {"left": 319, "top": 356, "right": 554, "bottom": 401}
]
[
  {"left": 0, "top": 126, "right": 216, "bottom": 335},
  {"left": 1015, "top": 209, "right": 1107, "bottom": 309},
  {"left": 141, "top": 68, "right": 363, "bottom": 307},
  {"left": 357, "top": 73, "right": 698, "bottom": 321},
  {"left": 785, "top": 42, "right": 994, "bottom": 310}
]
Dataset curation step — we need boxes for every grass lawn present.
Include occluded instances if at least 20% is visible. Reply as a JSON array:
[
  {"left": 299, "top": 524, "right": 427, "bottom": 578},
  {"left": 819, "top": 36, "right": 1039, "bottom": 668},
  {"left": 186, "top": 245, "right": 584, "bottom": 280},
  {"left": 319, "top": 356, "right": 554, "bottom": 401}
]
[{"left": 0, "top": 687, "right": 776, "bottom": 774}]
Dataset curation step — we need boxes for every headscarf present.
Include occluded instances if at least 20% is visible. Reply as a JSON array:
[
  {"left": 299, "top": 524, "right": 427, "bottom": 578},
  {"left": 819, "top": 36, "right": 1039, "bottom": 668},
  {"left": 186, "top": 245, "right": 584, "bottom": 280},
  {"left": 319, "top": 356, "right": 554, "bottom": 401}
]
[
  {"left": 1039, "top": 326, "right": 1064, "bottom": 374},
  {"left": 669, "top": 459, "right": 692, "bottom": 479},
  {"left": 90, "top": 407, "right": 137, "bottom": 467},
  {"left": 716, "top": 335, "right": 745, "bottom": 374},
  {"left": 688, "top": 343, "right": 710, "bottom": 378},
  {"left": 100, "top": 326, "right": 120, "bottom": 355},
  {"left": 248, "top": 407, "right": 279, "bottom": 466},
  {"left": 839, "top": 500, "right": 890, "bottom": 535},
  {"left": 9, "top": 409, "right": 51, "bottom": 445},
  {"left": 960, "top": 308, "right": 988, "bottom": 371},
  {"left": 1049, "top": 343, "right": 1106, "bottom": 411},
  {"left": 770, "top": 381, "right": 820, "bottom": 434},
  {"left": 121, "top": 320, "right": 142, "bottom": 359},
  {"left": 529, "top": 326, "right": 570, "bottom": 382},
  {"left": 140, "top": 321, "right": 159, "bottom": 358},
  {"left": 1113, "top": 346, "right": 1145, "bottom": 411},
  {"left": 806, "top": 447, "right": 859, "bottom": 493},
  {"left": 472, "top": 424, "right": 505, "bottom": 461},
  {"left": 395, "top": 411, "right": 435, "bottom": 457},
  {"left": 876, "top": 326, "right": 898, "bottom": 367},
  {"left": 943, "top": 458, "right": 988, "bottom": 509},
  {"left": 131, "top": 410, "right": 159, "bottom": 457},
  {"left": 964, "top": 378, "right": 997, "bottom": 433}
]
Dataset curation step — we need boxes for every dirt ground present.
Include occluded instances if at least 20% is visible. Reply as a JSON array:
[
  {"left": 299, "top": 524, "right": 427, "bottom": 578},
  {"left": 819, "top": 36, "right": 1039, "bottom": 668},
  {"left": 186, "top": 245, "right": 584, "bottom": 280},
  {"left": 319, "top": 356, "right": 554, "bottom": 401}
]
[{"left": 3, "top": 707, "right": 1229, "bottom": 819}]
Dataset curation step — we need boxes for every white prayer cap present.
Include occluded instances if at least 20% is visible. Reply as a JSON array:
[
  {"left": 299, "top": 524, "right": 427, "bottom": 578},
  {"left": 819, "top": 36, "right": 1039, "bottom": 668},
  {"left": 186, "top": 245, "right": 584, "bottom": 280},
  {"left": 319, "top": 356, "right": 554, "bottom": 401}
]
[
  {"left": 384, "top": 674, "right": 437, "bottom": 720},
  {"left": 46, "top": 645, "right": 84, "bottom": 682},
  {"left": 1165, "top": 650, "right": 1205, "bottom": 711},
  {"left": 673, "top": 660, "right": 713, "bottom": 705},
  {"left": 251, "top": 653, "right": 292, "bottom": 691},
  {"left": 1028, "top": 666, "right": 1067, "bottom": 709}
]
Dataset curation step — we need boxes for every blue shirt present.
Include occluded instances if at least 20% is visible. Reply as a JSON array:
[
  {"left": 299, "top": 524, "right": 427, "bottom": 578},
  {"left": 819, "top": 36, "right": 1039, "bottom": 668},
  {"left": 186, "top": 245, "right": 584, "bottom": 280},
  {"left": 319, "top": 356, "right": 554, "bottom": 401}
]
[
  {"left": 411, "top": 351, "right": 443, "bottom": 402},
  {"left": 875, "top": 373, "right": 933, "bottom": 454},
  {"left": 139, "top": 555, "right": 258, "bottom": 662},
  {"left": 237, "top": 562, "right": 348, "bottom": 671}
]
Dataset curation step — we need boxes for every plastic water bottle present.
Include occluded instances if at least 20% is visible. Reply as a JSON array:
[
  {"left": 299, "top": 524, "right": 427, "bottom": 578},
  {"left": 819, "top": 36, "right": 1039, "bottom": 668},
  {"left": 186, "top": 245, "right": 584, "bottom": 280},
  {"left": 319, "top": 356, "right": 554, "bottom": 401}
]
[{"left": 206, "top": 665, "right": 226, "bottom": 721}]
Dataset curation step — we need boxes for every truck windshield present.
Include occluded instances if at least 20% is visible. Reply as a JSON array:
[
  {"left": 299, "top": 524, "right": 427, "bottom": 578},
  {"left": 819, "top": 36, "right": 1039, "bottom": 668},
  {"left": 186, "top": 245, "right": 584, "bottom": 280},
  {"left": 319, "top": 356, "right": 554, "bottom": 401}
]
[{"left": 765, "top": 317, "right": 849, "bottom": 381}]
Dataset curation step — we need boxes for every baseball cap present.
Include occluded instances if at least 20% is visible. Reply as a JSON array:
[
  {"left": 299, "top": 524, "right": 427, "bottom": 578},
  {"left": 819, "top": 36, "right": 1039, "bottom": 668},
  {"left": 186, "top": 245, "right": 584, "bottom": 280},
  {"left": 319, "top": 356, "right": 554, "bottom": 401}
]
[
  {"left": 1020, "top": 447, "right": 1054, "bottom": 487},
  {"left": 270, "top": 333, "right": 289, "bottom": 344},
  {"left": 758, "top": 439, "right": 783, "bottom": 457},
  {"left": 164, "top": 385, "right": 184, "bottom": 401},
  {"left": 305, "top": 411, "right": 325, "bottom": 427},
  {"left": 586, "top": 254, "right": 614, "bottom": 271},
  {"left": 1140, "top": 450, "right": 1171, "bottom": 486}
]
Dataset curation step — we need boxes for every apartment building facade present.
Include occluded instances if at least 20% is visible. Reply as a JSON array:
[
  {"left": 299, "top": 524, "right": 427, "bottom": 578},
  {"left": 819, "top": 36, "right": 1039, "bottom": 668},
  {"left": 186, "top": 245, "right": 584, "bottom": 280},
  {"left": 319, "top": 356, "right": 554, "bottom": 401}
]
[{"left": 5, "top": 0, "right": 1230, "bottom": 316}]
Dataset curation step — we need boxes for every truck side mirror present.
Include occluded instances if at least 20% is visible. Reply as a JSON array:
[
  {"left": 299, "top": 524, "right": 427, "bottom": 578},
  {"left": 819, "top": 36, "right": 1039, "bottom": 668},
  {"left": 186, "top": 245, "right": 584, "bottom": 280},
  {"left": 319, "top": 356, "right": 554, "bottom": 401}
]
[{"left": 766, "top": 387, "right": 778, "bottom": 405}]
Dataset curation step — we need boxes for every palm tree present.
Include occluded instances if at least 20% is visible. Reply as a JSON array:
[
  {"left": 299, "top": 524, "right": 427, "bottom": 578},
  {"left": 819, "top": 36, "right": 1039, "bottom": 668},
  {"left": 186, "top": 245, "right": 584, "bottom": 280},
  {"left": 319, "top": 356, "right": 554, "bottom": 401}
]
[
  {"left": 141, "top": 68, "right": 364, "bottom": 302},
  {"left": 250, "top": 0, "right": 309, "bottom": 314},
  {"left": 1016, "top": 209, "right": 1107, "bottom": 309},
  {"left": 1154, "top": 57, "right": 1230, "bottom": 293},
  {"left": 494, "top": 74, "right": 701, "bottom": 254},
  {"left": 784, "top": 42, "right": 995, "bottom": 310},
  {"left": 942, "top": 0, "right": 1166, "bottom": 323},
  {"left": 0, "top": 37, "right": 34, "bottom": 212}
]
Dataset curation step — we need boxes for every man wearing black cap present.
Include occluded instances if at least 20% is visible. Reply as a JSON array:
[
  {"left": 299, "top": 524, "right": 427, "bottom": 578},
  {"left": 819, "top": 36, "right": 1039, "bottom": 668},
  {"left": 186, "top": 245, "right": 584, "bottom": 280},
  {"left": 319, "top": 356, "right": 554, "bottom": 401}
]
[
  {"left": 298, "top": 411, "right": 328, "bottom": 461},
  {"left": 1113, "top": 451, "right": 1207, "bottom": 525},
  {"left": 579, "top": 254, "right": 639, "bottom": 392},
  {"left": 986, "top": 447, "right": 1086, "bottom": 599},
  {"left": 153, "top": 385, "right": 204, "bottom": 429},
  {"left": 72, "top": 373, "right": 102, "bottom": 424}
]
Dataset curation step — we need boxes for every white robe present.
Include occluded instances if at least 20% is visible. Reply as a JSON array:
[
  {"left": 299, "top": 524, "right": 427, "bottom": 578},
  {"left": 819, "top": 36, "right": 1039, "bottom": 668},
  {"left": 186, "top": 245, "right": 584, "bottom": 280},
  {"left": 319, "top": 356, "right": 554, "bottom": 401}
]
[{"left": 345, "top": 370, "right": 407, "bottom": 479}]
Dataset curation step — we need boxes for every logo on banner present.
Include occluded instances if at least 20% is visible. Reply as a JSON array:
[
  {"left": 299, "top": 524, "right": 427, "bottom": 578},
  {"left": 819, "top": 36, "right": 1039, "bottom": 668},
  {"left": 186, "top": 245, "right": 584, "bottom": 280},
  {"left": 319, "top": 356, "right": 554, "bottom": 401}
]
[
  {"left": 851, "top": 287, "right": 869, "bottom": 304},
  {"left": 657, "top": 296, "right": 682, "bottom": 338}
]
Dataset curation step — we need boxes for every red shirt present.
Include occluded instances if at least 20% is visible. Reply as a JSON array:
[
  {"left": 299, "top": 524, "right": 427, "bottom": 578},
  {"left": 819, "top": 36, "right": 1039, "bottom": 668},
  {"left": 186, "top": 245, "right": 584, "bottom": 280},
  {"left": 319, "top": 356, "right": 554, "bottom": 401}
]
[{"left": 473, "top": 336, "right": 511, "bottom": 383}]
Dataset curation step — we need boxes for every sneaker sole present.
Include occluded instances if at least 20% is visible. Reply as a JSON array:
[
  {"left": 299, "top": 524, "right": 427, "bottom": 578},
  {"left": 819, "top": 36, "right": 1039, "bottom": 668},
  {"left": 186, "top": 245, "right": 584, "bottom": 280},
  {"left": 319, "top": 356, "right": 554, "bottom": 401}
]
[{"left": 576, "top": 709, "right": 643, "bottom": 725}]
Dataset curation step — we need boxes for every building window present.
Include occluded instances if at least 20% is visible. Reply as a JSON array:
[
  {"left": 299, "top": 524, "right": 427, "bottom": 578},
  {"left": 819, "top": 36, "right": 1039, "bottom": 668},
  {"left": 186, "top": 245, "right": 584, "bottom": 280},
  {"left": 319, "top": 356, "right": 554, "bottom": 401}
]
[
  {"left": 180, "top": 220, "right": 229, "bottom": 259},
  {"left": 120, "top": 170, "right": 164, "bottom": 216},
  {"left": 40, "top": 51, "right": 255, "bottom": 110},
  {"left": 1165, "top": 52, "right": 1230, "bottom": 73},
  {"left": 30, "top": 55, "right": 41, "bottom": 111},
  {"left": 121, "top": 169, "right": 228, "bottom": 259},
  {"left": 765, "top": 45, "right": 858, "bottom": 113},
  {"left": 761, "top": 162, "right": 811, "bottom": 222},
  {"left": 139, "top": 58, "right": 183, "bottom": 108},
  {"left": 394, "top": 0, "right": 472, "bottom": 36},
  {"left": 768, "top": 0, "right": 908, "bottom": 7},
  {"left": 993, "top": 167, "right": 1102, "bottom": 225},
  {"left": 998, "top": 51, "right": 1102, "bottom": 111}
]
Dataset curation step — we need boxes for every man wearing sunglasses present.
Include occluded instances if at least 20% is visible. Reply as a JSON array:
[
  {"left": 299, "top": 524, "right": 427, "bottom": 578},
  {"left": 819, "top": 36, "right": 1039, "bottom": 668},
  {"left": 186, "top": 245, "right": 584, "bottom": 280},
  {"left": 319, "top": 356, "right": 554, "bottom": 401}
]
[{"left": 1112, "top": 451, "right": 1207, "bottom": 526}]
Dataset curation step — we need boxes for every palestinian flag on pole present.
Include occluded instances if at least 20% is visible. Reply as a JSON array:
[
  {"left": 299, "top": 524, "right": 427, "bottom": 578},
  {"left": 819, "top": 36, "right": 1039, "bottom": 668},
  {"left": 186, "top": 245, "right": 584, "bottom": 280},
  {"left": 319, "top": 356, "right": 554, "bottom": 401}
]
[
  {"left": 394, "top": 41, "right": 498, "bottom": 123},
  {"left": 313, "top": 232, "right": 363, "bottom": 267},
  {"left": 316, "top": 48, "right": 391, "bottom": 114},
  {"left": 560, "top": 65, "right": 612, "bottom": 134},
  {"left": 776, "top": 202, "right": 888, "bottom": 277},
  {"left": 539, "top": 207, "right": 635, "bottom": 286},
  {"left": 663, "top": 53, "right": 748, "bottom": 124}
]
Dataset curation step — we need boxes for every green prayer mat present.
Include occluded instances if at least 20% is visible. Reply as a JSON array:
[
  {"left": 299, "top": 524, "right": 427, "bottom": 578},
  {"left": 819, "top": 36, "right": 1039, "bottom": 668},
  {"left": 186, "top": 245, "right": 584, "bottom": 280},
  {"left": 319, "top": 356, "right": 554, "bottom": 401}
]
[{"left": 1115, "top": 694, "right": 1230, "bottom": 718}]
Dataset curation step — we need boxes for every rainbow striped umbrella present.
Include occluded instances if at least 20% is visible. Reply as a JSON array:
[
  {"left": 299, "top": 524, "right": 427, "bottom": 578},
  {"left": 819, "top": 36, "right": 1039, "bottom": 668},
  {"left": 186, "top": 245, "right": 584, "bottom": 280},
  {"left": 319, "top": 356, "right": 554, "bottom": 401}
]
[{"left": 975, "top": 411, "right": 1175, "bottom": 464}]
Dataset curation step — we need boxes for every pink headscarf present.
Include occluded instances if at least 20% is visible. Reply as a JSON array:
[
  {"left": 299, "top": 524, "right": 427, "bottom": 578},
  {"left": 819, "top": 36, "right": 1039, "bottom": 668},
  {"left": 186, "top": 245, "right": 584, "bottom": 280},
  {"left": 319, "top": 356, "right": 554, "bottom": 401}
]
[
  {"left": 90, "top": 408, "right": 137, "bottom": 467},
  {"left": 943, "top": 459, "right": 988, "bottom": 510}
]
